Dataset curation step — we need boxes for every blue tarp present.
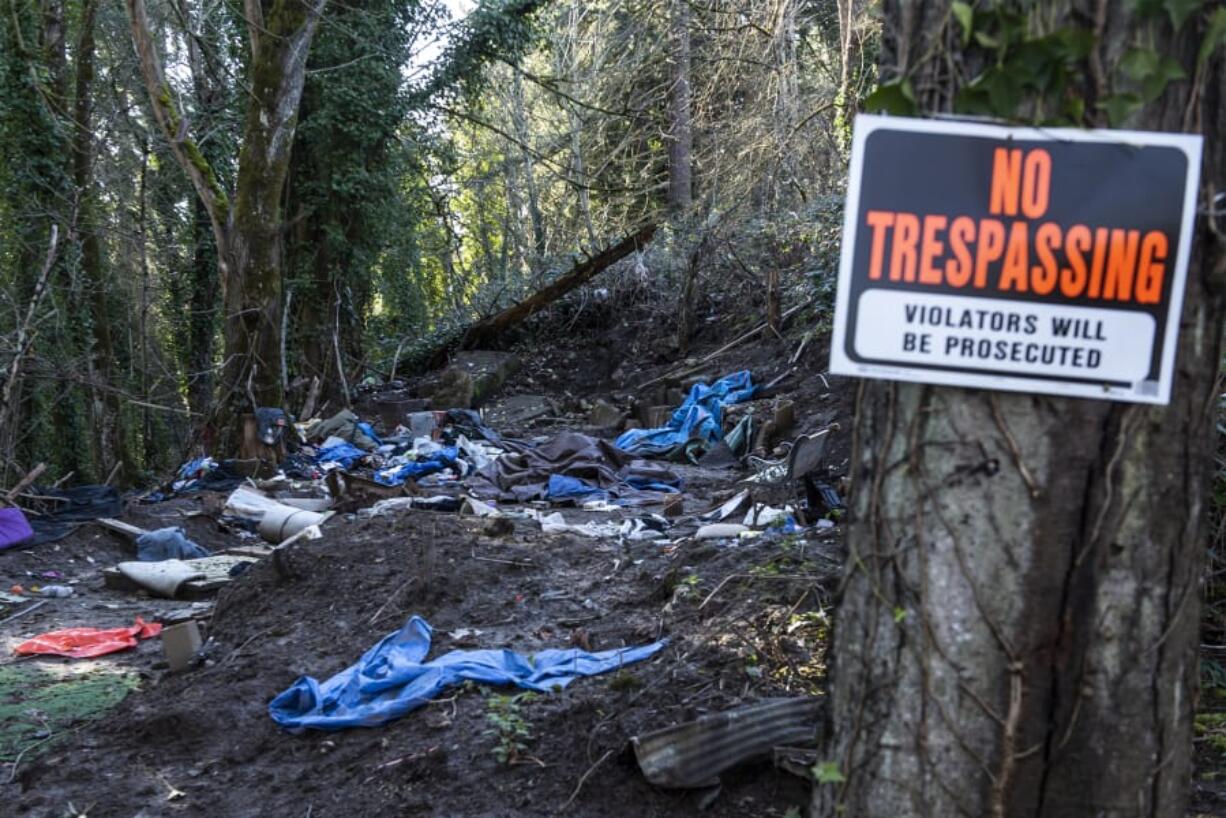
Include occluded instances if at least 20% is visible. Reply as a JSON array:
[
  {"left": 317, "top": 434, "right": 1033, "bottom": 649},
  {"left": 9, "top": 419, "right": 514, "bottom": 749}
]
[
  {"left": 545, "top": 473, "right": 679, "bottom": 504},
  {"left": 268, "top": 615, "right": 667, "bottom": 732},
  {"left": 316, "top": 441, "right": 368, "bottom": 470},
  {"left": 546, "top": 474, "right": 608, "bottom": 501},
  {"left": 373, "top": 447, "right": 460, "bottom": 486},
  {"left": 615, "top": 371, "right": 757, "bottom": 458}
]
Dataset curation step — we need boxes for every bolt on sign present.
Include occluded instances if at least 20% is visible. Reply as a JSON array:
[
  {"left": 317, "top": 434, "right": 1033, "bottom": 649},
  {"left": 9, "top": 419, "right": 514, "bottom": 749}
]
[{"left": 829, "top": 115, "right": 1202, "bottom": 404}]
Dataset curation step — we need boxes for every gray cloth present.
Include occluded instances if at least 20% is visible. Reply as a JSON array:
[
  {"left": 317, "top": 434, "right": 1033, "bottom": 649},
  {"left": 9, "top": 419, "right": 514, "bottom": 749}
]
[
  {"left": 305, "top": 409, "right": 378, "bottom": 451},
  {"left": 468, "top": 431, "right": 681, "bottom": 506}
]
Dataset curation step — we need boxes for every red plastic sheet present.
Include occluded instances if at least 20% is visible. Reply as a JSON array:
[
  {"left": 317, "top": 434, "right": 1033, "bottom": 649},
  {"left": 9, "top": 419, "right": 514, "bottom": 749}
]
[{"left": 14, "top": 617, "right": 163, "bottom": 659}]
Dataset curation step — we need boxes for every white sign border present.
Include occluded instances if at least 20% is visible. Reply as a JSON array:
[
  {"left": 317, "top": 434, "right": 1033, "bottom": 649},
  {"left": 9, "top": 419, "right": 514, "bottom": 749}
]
[{"left": 828, "top": 114, "right": 1203, "bottom": 405}]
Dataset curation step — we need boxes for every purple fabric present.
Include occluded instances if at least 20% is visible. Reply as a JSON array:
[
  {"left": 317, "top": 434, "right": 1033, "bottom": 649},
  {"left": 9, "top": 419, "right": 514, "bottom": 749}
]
[{"left": 0, "top": 507, "right": 35, "bottom": 550}]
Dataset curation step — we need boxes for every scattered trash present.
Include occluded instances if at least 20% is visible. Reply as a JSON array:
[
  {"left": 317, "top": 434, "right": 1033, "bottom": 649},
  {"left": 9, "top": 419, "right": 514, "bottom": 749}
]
[
  {"left": 137, "top": 528, "right": 210, "bottom": 562},
  {"left": 470, "top": 431, "right": 680, "bottom": 506},
  {"left": 162, "top": 621, "right": 203, "bottom": 672},
  {"left": 632, "top": 698, "right": 822, "bottom": 789},
  {"left": 15, "top": 617, "right": 162, "bottom": 659},
  {"left": 110, "top": 555, "right": 255, "bottom": 598},
  {"left": 306, "top": 409, "right": 380, "bottom": 451},
  {"left": 258, "top": 506, "right": 327, "bottom": 543},
  {"left": 616, "top": 371, "right": 757, "bottom": 460},
  {"left": 0, "top": 506, "right": 34, "bottom": 550},
  {"left": 702, "top": 489, "right": 752, "bottom": 521},
  {"left": 23, "top": 485, "right": 122, "bottom": 546},
  {"left": 36, "top": 584, "right": 74, "bottom": 598},
  {"left": 268, "top": 615, "right": 666, "bottom": 731},
  {"left": 742, "top": 504, "right": 794, "bottom": 528},
  {"left": 695, "top": 523, "right": 749, "bottom": 540}
]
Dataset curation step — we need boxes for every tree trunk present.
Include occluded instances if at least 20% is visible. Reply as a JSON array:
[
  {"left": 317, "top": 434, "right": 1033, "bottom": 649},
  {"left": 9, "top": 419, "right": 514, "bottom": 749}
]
[
  {"left": 511, "top": 71, "right": 546, "bottom": 266},
  {"left": 127, "top": 0, "right": 326, "bottom": 449},
  {"left": 220, "top": 0, "right": 326, "bottom": 418},
  {"left": 815, "top": 4, "right": 1226, "bottom": 818},
  {"left": 71, "top": 0, "right": 135, "bottom": 483},
  {"left": 666, "top": 0, "right": 692, "bottom": 213}
]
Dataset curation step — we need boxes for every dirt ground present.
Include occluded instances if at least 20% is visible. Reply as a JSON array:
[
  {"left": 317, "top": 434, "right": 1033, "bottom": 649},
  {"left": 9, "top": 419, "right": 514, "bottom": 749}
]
[
  {"left": 2, "top": 298, "right": 856, "bottom": 818},
  {"left": 3, "top": 292, "right": 1224, "bottom": 817}
]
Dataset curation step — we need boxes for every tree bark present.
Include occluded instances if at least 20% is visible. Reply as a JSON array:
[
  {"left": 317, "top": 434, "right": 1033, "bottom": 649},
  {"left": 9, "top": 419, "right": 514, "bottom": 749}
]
[
  {"left": 815, "top": 4, "right": 1226, "bottom": 818},
  {"left": 666, "top": 0, "right": 692, "bottom": 213},
  {"left": 127, "top": 0, "right": 326, "bottom": 447},
  {"left": 71, "top": 0, "right": 135, "bottom": 483}
]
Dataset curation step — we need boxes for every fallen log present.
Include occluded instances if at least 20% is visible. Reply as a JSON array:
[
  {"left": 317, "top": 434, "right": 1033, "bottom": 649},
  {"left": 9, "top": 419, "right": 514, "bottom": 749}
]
[{"left": 461, "top": 223, "right": 656, "bottom": 350}]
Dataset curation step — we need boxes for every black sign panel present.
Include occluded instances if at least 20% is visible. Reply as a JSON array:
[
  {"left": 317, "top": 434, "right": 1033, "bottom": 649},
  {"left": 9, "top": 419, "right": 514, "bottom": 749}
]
[{"left": 829, "top": 115, "right": 1201, "bottom": 404}]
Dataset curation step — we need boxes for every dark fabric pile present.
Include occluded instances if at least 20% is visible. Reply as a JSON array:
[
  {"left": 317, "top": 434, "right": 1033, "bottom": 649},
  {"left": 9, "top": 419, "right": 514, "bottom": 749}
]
[{"left": 468, "top": 431, "right": 680, "bottom": 506}]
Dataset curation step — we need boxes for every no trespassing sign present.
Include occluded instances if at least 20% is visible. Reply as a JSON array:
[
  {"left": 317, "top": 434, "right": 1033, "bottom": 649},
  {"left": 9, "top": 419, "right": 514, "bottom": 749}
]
[{"left": 829, "top": 114, "right": 1202, "bottom": 405}]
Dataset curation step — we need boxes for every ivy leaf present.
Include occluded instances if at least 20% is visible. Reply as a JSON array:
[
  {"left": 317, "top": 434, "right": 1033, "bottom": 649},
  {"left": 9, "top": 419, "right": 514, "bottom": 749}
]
[
  {"left": 1164, "top": 0, "right": 1205, "bottom": 31},
  {"left": 1199, "top": 6, "right": 1226, "bottom": 66},
  {"left": 1050, "top": 27, "right": 1095, "bottom": 61},
  {"left": 893, "top": 606, "right": 908, "bottom": 623},
  {"left": 1101, "top": 93, "right": 1144, "bottom": 126},
  {"left": 951, "top": 1, "right": 974, "bottom": 47},
  {"left": 862, "top": 79, "right": 917, "bottom": 116},
  {"left": 1120, "top": 47, "right": 1162, "bottom": 81},
  {"left": 1121, "top": 48, "right": 1187, "bottom": 102},
  {"left": 812, "top": 761, "right": 846, "bottom": 784},
  {"left": 973, "top": 30, "right": 1000, "bottom": 49}
]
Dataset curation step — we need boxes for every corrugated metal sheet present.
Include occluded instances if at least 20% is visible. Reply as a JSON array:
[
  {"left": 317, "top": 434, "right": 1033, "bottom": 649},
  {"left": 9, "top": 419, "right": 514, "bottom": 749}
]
[{"left": 632, "top": 697, "right": 822, "bottom": 788}]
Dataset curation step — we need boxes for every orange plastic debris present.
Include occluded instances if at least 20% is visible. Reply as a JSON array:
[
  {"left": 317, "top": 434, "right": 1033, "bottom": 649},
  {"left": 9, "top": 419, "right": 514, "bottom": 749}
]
[{"left": 14, "top": 617, "right": 163, "bottom": 659}]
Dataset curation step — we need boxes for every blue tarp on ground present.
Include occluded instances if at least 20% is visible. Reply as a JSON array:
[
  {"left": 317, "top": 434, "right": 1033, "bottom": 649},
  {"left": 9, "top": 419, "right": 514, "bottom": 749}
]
[
  {"left": 373, "top": 447, "right": 460, "bottom": 486},
  {"left": 545, "top": 473, "right": 680, "bottom": 504},
  {"left": 316, "top": 441, "right": 368, "bottom": 470},
  {"left": 615, "top": 371, "right": 757, "bottom": 458},
  {"left": 268, "top": 615, "right": 667, "bottom": 732}
]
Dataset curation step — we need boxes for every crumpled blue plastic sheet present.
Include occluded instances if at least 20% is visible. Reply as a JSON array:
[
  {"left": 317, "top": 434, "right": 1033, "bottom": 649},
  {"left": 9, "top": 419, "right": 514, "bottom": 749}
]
[
  {"left": 373, "top": 447, "right": 460, "bottom": 486},
  {"left": 544, "top": 473, "right": 680, "bottom": 503},
  {"left": 269, "top": 615, "right": 667, "bottom": 732},
  {"left": 615, "top": 371, "right": 757, "bottom": 458},
  {"left": 316, "top": 441, "right": 368, "bottom": 470}
]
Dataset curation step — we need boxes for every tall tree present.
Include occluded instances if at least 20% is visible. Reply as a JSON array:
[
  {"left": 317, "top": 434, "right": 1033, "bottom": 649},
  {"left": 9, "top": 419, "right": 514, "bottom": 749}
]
[
  {"left": 816, "top": 3, "right": 1226, "bottom": 817},
  {"left": 666, "top": 0, "right": 692, "bottom": 213},
  {"left": 127, "top": 0, "right": 326, "bottom": 442}
]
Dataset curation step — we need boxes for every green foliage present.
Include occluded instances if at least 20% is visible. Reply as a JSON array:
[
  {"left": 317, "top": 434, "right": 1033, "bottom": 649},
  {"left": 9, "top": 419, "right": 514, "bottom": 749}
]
[
  {"left": 483, "top": 691, "right": 537, "bottom": 764},
  {"left": 0, "top": 664, "right": 138, "bottom": 761},
  {"left": 1130, "top": 0, "right": 1206, "bottom": 31},
  {"left": 1199, "top": 7, "right": 1226, "bottom": 66},
  {"left": 862, "top": 79, "right": 916, "bottom": 116},
  {"left": 951, "top": 6, "right": 1093, "bottom": 124},
  {"left": 812, "top": 760, "right": 846, "bottom": 784}
]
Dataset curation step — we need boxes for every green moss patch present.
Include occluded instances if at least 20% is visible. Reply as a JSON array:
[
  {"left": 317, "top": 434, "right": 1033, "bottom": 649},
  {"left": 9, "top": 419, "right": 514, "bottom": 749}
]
[{"left": 0, "top": 662, "right": 138, "bottom": 761}]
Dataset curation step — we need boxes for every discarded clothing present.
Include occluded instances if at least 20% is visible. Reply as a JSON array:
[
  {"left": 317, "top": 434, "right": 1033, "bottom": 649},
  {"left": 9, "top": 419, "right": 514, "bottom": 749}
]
[
  {"left": 444, "top": 409, "right": 504, "bottom": 446},
  {"left": 15, "top": 617, "right": 162, "bottom": 659},
  {"left": 616, "top": 371, "right": 757, "bottom": 459},
  {"left": 268, "top": 615, "right": 666, "bottom": 731},
  {"left": 26, "top": 485, "right": 123, "bottom": 546},
  {"left": 0, "top": 507, "right": 34, "bottom": 550},
  {"left": 145, "top": 458, "right": 247, "bottom": 501},
  {"left": 534, "top": 510, "right": 623, "bottom": 539},
  {"left": 306, "top": 410, "right": 379, "bottom": 451},
  {"left": 137, "top": 527, "right": 210, "bottom": 561},
  {"left": 470, "top": 432, "right": 680, "bottom": 506},
  {"left": 255, "top": 407, "right": 292, "bottom": 446},
  {"left": 374, "top": 447, "right": 460, "bottom": 486}
]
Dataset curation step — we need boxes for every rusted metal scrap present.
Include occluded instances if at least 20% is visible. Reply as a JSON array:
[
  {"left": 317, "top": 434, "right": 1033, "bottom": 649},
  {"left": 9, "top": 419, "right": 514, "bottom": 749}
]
[{"left": 631, "top": 697, "right": 822, "bottom": 789}]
